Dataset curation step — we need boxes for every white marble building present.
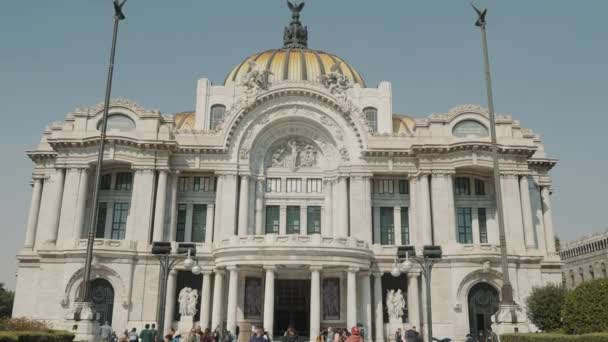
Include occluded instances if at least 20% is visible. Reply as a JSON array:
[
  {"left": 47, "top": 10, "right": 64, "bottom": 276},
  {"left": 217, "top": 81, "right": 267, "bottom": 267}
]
[
  {"left": 560, "top": 231, "right": 608, "bottom": 289},
  {"left": 13, "top": 4, "right": 562, "bottom": 342}
]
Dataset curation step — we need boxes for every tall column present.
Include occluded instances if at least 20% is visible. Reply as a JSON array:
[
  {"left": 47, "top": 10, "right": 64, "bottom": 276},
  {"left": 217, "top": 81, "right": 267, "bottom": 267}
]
[
  {"left": 407, "top": 272, "right": 421, "bottom": 331},
  {"left": 359, "top": 272, "right": 372, "bottom": 342},
  {"left": 418, "top": 174, "right": 432, "bottom": 245},
  {"left": 153, "top": 170, "right": 169, "bottom": 242},
  {"left": 309, "top": 266, "right": 322, "bottom": 342},
  {"left": 24, "top": 178, "right": 44, "bottom": 249},
  {"left": 373, "top": 272, "right": 385, "bottom": 342},
  {"left": 164, "top": 270, "right": 177, "bottom": 332},
  {"left": 126, "top": 168, "right": 156, "bottom": 246},
  {"left": 347, "top": 267, "right": 358, "bottom": 329},
  {"left": 255, "top": 179, "right": 264, "bottom": 235},
  {"left": 211, "top": 269, "right": 225, "bottom": 331},
  {"left": 214, "top": 175, "right": 224, "bottom": 237},
  {"left": 168, "top": 171, "right": 179, "bottom": 241},
  {"left": 408, "top": 176, "right": 418, "bottom": 245},
  {"left": 263, "top": 266, "right": 276, "bottom": 338},
  {"left": 200, "top": 271, "right": 212, "bottom": 330},
  {"left": 337, "top": 177, "right": 349, "bottom": 237},
  {"left": 500, "top": 174, "right": 526, "bottom": 254},
  {"left": 46, "top": 168, "right": 66, "bottom": 244},
  {"left": 323, "top": 179, "right": 333, "bottom": 237},
  {"left": 394, "top": 207, "right": 402, "bottom": 246},
  {"left": 430, "top": 172, "right": 456, "bottom": 246},
  {"left": 350, "top": 175, "right": 373, "bottom": 242},
  {"left": 541, "top": 186, "right": 557, "bottom": 255},
  {"left": 205, "top": 204, "right": 215, "bottom": 243},
  {"left": 238, "top": 175, "right": 250, "bottom": 236},
  {"left": 373, "top": 206, "right": 381, "bottom": 244},
  {"left": 219, "top": 173, "right": 238, "bottom": 239},
  {"left": 519, "top": 176, "right": 536, "bottom": 248},
  {"left": 279, "top": 205, "right": 287, "bottom": 235},
  {"left": 226, "top": 266, "right": 239, "bottom": 335},
  {"left": 73, "top": 169, "right": 90, "bottom": 239}
]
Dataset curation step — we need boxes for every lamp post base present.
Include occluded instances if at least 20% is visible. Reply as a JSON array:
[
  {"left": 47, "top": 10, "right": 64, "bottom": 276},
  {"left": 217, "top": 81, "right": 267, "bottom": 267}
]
[
  {"left": 64, "top": 302, "right": 100, "bottom": 342},
  {"left": 491, "top": 304, "right": 529, "bottom": 336}
]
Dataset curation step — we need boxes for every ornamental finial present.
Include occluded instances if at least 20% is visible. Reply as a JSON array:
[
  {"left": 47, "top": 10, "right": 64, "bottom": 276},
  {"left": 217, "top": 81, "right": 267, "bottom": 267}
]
[{"left": 283, "top": 1, "right": 308, "bottom": 48}]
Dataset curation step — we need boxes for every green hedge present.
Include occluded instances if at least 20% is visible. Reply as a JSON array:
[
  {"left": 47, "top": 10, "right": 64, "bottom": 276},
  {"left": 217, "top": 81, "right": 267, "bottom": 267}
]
[
  {"left": 0, "top": 331, "right": 75, "bottom": 342},
  {"left": 563, "top": 278, "right": 608, "bottom": 334},
  {"left": 501, "top": 333, "right": 608, "bottom": 342}
]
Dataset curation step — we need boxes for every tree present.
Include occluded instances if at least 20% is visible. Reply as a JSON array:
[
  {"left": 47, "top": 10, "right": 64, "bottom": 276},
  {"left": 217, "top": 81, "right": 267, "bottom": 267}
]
[
  {"left": 563, "top": 278, "right": 608, "bottom": 334},
  {"left": 0, "top": 283, "right": 14, "bottom": 317},
  {"left": 525, "top": 283, "right": 567, "bottom": 332}
]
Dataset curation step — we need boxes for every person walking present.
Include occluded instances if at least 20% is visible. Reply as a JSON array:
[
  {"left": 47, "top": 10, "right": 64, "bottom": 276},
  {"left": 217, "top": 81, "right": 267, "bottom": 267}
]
[
  {"left": 344, "top": 327, "right": 362, "bottom": 342},
  {"left": 282, "top": 327, "right": 299, "bottom": 342},
  {"left": 129, "top": 328, "right": 139, "bottom": 342},
  {"left": 119, "top": 330, "right": 130, "bottom": 342},
  {"left": 394, "top": 328, "right": 403, "bottom": 342},
  {"left": 140, "top": 324, "right": 155, "bottom": 342},
  {"left": 100, "top": 321, "right": 113, "bottom": 342},
  {"left": 404, "top": 327, "right": 419, "bottom": 342},
  {"left": 150, "top": 324, "right": 158, "bottom": 342},
  {"left": 249, "top": 326, "right": 266, "bottom": 342}
]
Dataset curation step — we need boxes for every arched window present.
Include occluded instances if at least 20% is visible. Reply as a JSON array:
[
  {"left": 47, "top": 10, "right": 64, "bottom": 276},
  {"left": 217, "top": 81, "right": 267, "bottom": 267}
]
[
  {"left": 363, "top": 107, "right": 378, "bottom": 133},
  {"left": 589, "top": 265, "right": 595, "bottom": 279},
  {"left": 453, "top": 119, "right": 489, "bottom": 138},
  {"left": 97, "top": 114, "right": 136, "bottom": 132},
  {"left": 209, "top": 104, "right": 226, "bottom": 130}
]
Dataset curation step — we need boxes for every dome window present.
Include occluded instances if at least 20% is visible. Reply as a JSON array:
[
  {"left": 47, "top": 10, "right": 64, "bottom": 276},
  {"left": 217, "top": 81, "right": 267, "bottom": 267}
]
[
  {"left": 363, "top": 107, "right": 378, "bottom": 133},
  {"left": 209, "top": 104, "right": 226, "bottom": 131},
  {"left": 97, "top": 114, "right": 135, "bottom": 132},
  {"left": 452, "top": 120, "right": 488, "bottom": 138}
]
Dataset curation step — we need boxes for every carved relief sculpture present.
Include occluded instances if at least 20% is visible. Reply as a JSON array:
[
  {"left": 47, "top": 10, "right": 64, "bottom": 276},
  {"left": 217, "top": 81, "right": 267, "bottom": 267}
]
[
  {"left": 386, "top": 289, "right": 406, "bottom": 323},
  {"left": 267, "top": 138, "right": 318, "bottom": 171},
  {"left": 178, "top": 287, "right": 198, "bottom": 317}
]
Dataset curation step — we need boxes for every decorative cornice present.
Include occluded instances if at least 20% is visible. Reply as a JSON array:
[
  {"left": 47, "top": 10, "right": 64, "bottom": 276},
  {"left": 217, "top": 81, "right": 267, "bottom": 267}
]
[
  {"left": 47, "top": 136, "right": 177, "bottom": 151},
  {"left": 70, "top": 98, "right": 162, "bottom": 118}
]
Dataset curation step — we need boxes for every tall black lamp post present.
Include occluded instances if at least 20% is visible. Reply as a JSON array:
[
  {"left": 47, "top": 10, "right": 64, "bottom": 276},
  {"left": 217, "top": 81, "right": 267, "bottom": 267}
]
[
  {"left": 80, "top": 0, "right": 127, "bottom": 309},
  {"left": 153, "top": 242, "right": 200, "bottom": 338},
  {"left": 391, "top": 245, "right": 442, "bottom": 341}
]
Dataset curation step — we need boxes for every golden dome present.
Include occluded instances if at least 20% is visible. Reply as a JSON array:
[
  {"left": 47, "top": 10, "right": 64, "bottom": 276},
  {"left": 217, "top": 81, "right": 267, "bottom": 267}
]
[
  {"left": 224, "top": 48, "right": 365, "bottom": 87},
  {"left": 392, "top": 115, "right": 415, "bottom": 135},
  {"left": 174, "top": 111, "right": 195, "bottom": 130}
]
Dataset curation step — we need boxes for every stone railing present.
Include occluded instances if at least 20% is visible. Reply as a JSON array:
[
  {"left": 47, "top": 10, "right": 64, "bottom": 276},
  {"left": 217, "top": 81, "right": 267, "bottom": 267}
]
[
  {"left": 75, "top": 238, "right": 138, "bottom": 251},
  {"left": 217, "top": 234, "right": 370, "bottom": 249}
]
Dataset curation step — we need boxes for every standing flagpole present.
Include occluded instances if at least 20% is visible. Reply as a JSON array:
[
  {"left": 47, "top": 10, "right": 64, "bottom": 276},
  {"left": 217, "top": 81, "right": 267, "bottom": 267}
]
[
  {"left": 472, "top": 4, "right": 528, "bottom": 335},
  {"left": 81, "top": 0, "right": 127, "bottom": 304}
]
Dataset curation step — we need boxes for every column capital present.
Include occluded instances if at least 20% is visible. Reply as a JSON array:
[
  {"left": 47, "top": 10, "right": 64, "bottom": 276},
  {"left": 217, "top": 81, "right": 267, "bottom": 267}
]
[
  {"left": 263, "top": 265, "right": 276, "bottom": 271},
  {"left": 169, "top": 269, "right": 178, "bottom": 276},
  {"left": 207, "top": 203, "right": 215, "bottom": 209},
  {"left": 239, "top": 173, "right": 251, "bottom": 178},
  {"left": 215, "top": 170, "right": 238, "bottom": 176},
  {"left": 309, "top": 265, "right": 323, "bottom": 272},
  {"left": 406, "top": 271, "right": 421, "bottom": 278},
  {"left": 201, "top": 269, "right": 214, "bottom": 275},
  {"left": 347, "top": 266, "right": 360, "bottom": 273},
  {"left": 226, "top": 265, "right": 238, "bottom": 271},
  {"left": 214, "top": 268, "right": 226, "bottom": 276},
  {"left": 372, "top": 271, "right": 383, "bottom": 279}
]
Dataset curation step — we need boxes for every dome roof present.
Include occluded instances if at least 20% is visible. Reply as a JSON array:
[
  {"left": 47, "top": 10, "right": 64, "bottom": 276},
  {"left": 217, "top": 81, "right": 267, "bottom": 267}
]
[
  {"left": 224, "top": 2, "right": 365, "bottom": 88},
  {"left": 174, "top": 111, "right": 195, "bottom": 130},
  {"left": 392, "top": 115, "right": 415, "bottom": 135},
  {"left": 224, "top": 48, "right": 365, "bottom": 87}
]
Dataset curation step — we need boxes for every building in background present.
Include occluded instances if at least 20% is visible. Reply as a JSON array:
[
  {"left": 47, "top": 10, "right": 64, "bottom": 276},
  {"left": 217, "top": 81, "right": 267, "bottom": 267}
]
[
  {"left": 13, "top": 4, "right": 562, "bottom": 341},
  {"left": 559, "top": 231, "right": 608, "bottom": 289}
]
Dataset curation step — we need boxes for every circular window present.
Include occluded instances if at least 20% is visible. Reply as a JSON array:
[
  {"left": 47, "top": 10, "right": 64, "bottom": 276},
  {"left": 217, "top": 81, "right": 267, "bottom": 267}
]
[
  {"left": 453, "top": 119, "right": 488, "bottom": 137},
  {"left": 97, "top": 114, "right": 136, "bottom": 132}
]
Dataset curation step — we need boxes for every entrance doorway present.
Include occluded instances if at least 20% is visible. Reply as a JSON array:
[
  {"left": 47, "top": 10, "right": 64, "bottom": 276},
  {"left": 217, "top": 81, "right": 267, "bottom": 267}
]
[
  {"left": 468, "top": 282, "right": 499, "bottom": 339},
  {"left": 90, "top": 279, "right": 114, "bottom": 324},
  {"left": 274, "top": 279, "right": 310, "bottom": 337}
]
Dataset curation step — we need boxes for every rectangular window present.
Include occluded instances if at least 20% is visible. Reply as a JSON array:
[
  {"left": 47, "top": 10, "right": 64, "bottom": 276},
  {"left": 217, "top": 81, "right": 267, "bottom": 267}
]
[
  {"left": 380, "top": 207, "right": 395, "bottom": 245},
  {"left": 474, "top": 179, "right": 486, "bottom": 196},
  {"left": 306, "top": 178, "right": 323, "bottom": 193},
  {"left": 286, "top": 178, "right": 302, "bottom": 193},
  {"left": 266, "top": 178, "right": 281, "bottom": 193},
  {"left": 375, "top": 179, "right": 394, "bottom": 194},
  {"left": 176, "top": 204, "right": 187, "bottom": 242},
  {"left": 191, "top": 204, "right": 207, "bottom": 242},
  {"left": 265, "top": 206, "right": 280, "bottom": 234},
  {"left": 193, "top": 177, "right": 213, "bottom": 192},
  {"left": 110, "top": 202, "right": 129, "bottom": 240},
  {"left": 307, "top": 206, "right": 321, "bottom": 234},
  {"left": 178, "top": 177, "right": 189, "bottom": 192},
  {"left": 286, "top": 206, "right": 300, "bottom": 234},
  {"left": 456, "top": 207, "right": 473, "bottom": 244},
  {"left": 478, "top": 208, "right": 488, "bottom": 243},
  {"left": 398, "top": 179, "right": 409, "bottom": 195},
  {"left": 95, "top": 202, "right": 107, "bottom": 239},
  {"left": 100, "top": 174, "right": 112, "bottom": 190},
  {"left": 455, "top": 177, "right": 471, "bottom": 196},
  {"left": 115, "top": 172, "right": 133, "bottom": 191},
  {"left": 401, "top": 207, "right": 410, "bottom": 245}
]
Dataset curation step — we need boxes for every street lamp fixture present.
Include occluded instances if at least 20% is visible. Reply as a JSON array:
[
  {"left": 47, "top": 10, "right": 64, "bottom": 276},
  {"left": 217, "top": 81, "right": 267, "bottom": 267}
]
[
  {"left": 391, "top": 245, "right": 442, "bottom": 341},
  {"left": 152, "top": 242, "right": 199, "bottom": 338}
]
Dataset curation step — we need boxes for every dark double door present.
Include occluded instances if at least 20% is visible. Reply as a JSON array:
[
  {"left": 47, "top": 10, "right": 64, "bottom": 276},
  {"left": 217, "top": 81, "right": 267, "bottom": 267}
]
[
  {"left": 468, "top": 283, "right": 499, "bottom": 339},
  {"left": 274, "top": 279, "right": 310, "bottom": 337}
]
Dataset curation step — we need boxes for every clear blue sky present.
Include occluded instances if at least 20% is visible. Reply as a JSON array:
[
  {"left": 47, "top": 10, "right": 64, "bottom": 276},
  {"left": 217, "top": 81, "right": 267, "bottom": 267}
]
[{"left": 1, "top": 0, "right": 607, "bottom": 289}]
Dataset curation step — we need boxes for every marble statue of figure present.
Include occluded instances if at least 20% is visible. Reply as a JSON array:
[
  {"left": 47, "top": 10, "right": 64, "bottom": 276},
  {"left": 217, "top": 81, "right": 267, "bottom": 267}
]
[
  {"left": 178, "top": 287, "right": 198, "bottom": 317},
  {"left": 386, "top": 289, "right": 406, "bottom": 322},
  {"left": 318, "top": 61, "right": 352, "bottom": 96},
  {"left": 178, "top": 287, "right": 191, "bottom": 316},
  {"left": 240, "top": 61, "right": 273, "bottom": 93}
]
